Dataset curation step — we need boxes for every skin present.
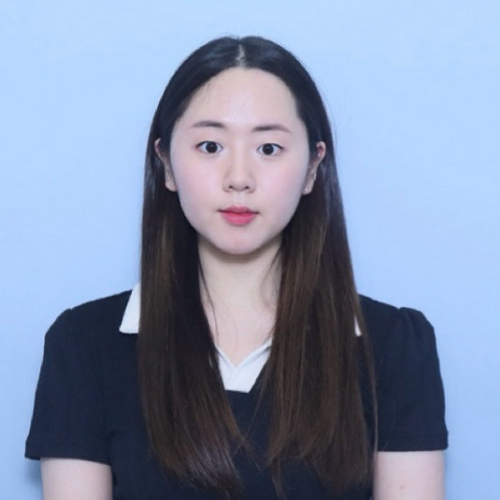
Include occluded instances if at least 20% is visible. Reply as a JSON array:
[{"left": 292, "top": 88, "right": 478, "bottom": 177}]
[
  {"left": 373, "top": 451, "right": 445, "bottom": 499},
  {"left": 41, "top": 459, "right": 112, "bottom": 500},
  {"left": 41, "top": 68, "right": 445, "bottom": 499}
]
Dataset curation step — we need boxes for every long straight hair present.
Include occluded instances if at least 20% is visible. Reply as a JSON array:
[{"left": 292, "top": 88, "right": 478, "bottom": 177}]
[{"left": 139, "top": 36, "right": 375, "bottom": 498}]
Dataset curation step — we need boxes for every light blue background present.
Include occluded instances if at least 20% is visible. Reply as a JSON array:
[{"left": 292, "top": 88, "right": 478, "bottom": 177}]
[{"left": 1, "top": 1, "right": 499, "bottom": 498}]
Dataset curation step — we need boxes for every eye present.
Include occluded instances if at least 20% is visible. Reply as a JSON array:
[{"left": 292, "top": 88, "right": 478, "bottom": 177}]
[
  {"left": 258, "top": 143, "right": 283, "bottom": 156},
  {"left": 197, "top": 141, "right": 223, "bottom": 154}
]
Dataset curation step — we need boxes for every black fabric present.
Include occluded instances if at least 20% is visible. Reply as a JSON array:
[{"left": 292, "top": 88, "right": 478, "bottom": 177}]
[{"left": 25, "top": 291, "right": 448, "bottom": 500}]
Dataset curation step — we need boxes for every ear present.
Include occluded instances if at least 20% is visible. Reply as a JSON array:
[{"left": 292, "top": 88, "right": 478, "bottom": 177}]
[
  {"left": 154, "top": 138, "right": 177, "bottom": 192},
  {"left": 303, "top": 141, "right": 326, "bottom": 195}
]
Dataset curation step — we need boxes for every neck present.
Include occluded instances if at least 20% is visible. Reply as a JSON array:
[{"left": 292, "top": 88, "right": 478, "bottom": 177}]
[
  {"left": 198, "top": 237, "right": 281, "bottom": 363},
  {"left": 198, "top": 237, "right": 281, "bottom": 312}
]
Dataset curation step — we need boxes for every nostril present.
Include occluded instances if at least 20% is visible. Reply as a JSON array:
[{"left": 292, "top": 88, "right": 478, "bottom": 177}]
[{"left": 228, "top": 182, "right": 252, "bottom": 192}]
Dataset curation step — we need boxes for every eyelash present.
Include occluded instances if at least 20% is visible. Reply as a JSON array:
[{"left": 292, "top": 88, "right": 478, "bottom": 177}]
[{"left": 196, "top": 141, "right": 283, "bottom": 156}]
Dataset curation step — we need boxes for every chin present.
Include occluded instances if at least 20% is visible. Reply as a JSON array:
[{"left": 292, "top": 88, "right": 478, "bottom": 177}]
[
  {"left": 220, "top": 246, "right": 263, "bottom": 258},
  {"left": 198, "top": 234, "right": 282, "bottom": 260}
]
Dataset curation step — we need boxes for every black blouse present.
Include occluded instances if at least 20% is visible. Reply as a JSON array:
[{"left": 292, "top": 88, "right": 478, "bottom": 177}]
[{"left": 26, "top": 291, "right": 448, "bottom": 499}]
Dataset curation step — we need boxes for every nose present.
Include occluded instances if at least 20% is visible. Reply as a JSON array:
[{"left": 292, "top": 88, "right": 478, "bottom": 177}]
[{"left": 222, "top": 148, "right": 256, "bottom": 192}]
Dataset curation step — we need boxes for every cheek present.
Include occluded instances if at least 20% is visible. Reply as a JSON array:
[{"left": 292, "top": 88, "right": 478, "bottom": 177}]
[
  {"left": 263, "top": 168, "right": 309, "bottom": 223},
  {"left": 175, "top": 175, "right": 204, "bottom": 213},
  {"left": 264, "top": 160, "right": 310, "bottom": 196},
  {"left": 169, "top": 150, "right": 201, "bottom": 194},
  {"left": 171, "top": 165, "right": 216, "bottom": 223}
]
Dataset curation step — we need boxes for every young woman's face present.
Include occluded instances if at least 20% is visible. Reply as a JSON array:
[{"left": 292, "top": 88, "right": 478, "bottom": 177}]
[{"left": 157, "top": 68, "right": 325, "bottom": 259}]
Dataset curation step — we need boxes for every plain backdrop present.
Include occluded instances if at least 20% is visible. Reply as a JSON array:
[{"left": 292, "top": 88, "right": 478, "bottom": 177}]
[{"left": 1, "top": 1, "right": 499, "bottom": 498}]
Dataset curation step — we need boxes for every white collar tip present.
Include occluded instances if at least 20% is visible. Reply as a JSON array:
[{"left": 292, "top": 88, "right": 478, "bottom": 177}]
[{"left": 119, "top": 324, "right": 139, "bottom": 335}]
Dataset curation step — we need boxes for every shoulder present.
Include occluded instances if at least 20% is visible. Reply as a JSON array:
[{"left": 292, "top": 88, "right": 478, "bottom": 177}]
[
  {"left": 359, "top": 294, "right": 429, "bottom": 332},
  {"left": 358, "top": 294, "right": 441, "bottom": 390},
  {"left": 45, "top": 291, "right": 132, "bottom": 353},
  {"left": 359, "top": 294, "right": 437, "bottom": 360},
  {"left": 359, "top": 294, "right": 400, "bottom": 323},
  {"left": 67, "top": 290, "right": 131, "bottom": 328}
]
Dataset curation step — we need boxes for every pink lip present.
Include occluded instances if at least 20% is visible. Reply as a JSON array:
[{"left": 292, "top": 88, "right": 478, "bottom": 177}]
[{"left": 220, "top": 206, "right": 257, "bottom": 226}]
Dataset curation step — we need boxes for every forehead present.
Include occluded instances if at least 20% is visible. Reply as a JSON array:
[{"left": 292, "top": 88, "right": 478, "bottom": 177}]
[{"left": 179, "top": 68, "right": 301, "bottom": 125}]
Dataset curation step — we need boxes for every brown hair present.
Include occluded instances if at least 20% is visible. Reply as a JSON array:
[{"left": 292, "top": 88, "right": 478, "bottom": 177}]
[{"left": 139, "top": 35, "right": 375, "bottom": 498}]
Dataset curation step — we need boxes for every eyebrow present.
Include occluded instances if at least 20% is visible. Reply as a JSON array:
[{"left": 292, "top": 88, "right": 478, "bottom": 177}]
[{"left": 191, "top": 120, "right": 291, "bottom": 133}]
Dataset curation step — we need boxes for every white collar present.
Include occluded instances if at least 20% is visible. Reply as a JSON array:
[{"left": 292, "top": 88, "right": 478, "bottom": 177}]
[
  {"left": 119, "top": 283, "right": 361, "bottom": 337},
  {"left": 119, "top": 283, "right": 141, "bottom": 334}
]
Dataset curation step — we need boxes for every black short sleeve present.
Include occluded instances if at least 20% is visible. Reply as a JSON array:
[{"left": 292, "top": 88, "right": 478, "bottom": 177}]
[
  {"left": 25, "top": 309, "right": 110, "bottom": 463},
  {"left": 372, "top": 306, "right": 448, "bottom": 451}
]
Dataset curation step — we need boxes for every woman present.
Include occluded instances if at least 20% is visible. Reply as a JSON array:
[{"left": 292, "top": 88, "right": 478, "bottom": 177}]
[{"left": 26, "top": 36, "right": 447, "bottom": 500}]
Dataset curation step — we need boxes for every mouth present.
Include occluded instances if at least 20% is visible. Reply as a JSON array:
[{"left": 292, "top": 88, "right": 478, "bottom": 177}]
[{"left": 220, "top": 206, "right": 258, "bottom": 226}]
